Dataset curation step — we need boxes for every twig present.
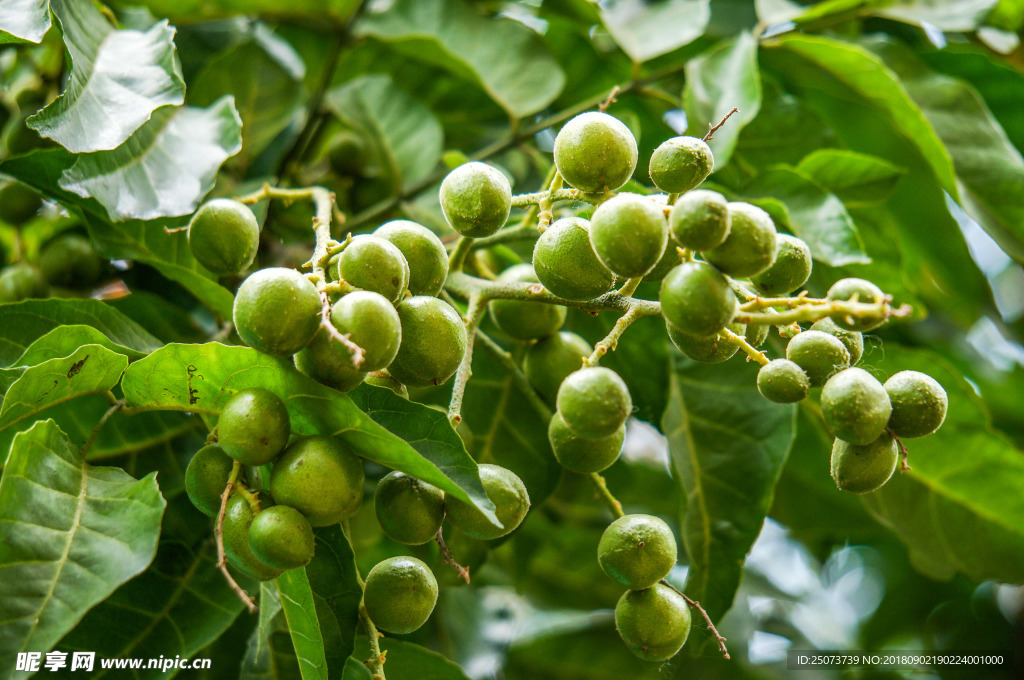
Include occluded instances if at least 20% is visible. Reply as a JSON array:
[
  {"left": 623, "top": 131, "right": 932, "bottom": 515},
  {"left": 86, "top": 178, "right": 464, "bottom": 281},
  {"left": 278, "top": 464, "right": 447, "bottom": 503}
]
[
  {"left": 588, "top": 472, "right": 624, "bottom": 519},
  {"left": 318, "top": 290, "right": 366, "bottom": 369},
  {"left": 599, "top": 85, "right": 621, "bottom": 112},
  {"left": 719, "top": 327, "right": 769, "bottom": 367},
  {"left": 361, "top": 605, "right": 387, "bottom": 680},
  {"left": 509, "top": 187, "right": 593, "bottom": 208},
  {"left": 435, "top": 528, "right": 471, "bottom": 584},
  {"left": 616, "top": 277, "right": 643, "bottom": 298},
  {"left": 584, "top": 306, "right": 644, "bottom": 366},
  {"left": 448, "top": 294, "right": 488, "bottom": 426},
  {"left": 163, "top": 225, "right": 189, "bottom": 234},
  {"left": 703, "top": 108, "right": 739, "bottom": 142},
  {"left": 659, "top": 580, "right": 730, "bottom": 660},
  {"left": 448, "top": 236, "right": 475, "bottom": 272},
  {"left": 887, "top": 427, "right": 912, "bottom": 471},
  {"left": 80, "top": 401, "right": 123, "bottom": 458},
  {"left": 733, "top": 300, "right": 911, "bottom": 327},
  {"left": 215, "top": 461, "right": 257, "bottom": 614}
]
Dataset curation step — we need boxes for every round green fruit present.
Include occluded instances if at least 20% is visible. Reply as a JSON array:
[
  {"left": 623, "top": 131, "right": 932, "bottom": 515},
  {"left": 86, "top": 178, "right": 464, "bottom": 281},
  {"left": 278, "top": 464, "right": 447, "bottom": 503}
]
[
  {"left": 548, "top": 412, "right": 623, "bottom": 474},
  {"left": 222, "top": 494, "right": 282, "bottom": 581},
  {"left": 810, "top": 317, "right": 864, "bottom": 366},
  {"left": 649, "top": 136, "right": 713, "bottom": 194},
  {"left": 532, "top": 217, "right": 614, "bottom": 301},
  {"left": 757, "top": 359, "right": 810, "bottom": 403},
  {"left": 786, "top": 330, "right": 850, "bottom": 387},
  {"left": 0, "top": 263, "right": 48, "bottom": 302},
  {"left": 615, "top": 584, "right": 691, "bottom": 662},
  {"left": 667, "top": 321, "right": 744, "bottom": 363},
  {"left": 523, "top": 331, "right": 592, "bottom": 405},
  {"left": 445, "top": 464, "right": 530, "bottom": 540},
  {"left": 553, "top": 112, "right": 638, "bottom": 192},
  {"left": 363, "top": 556, "right": 438, "bottom": 634},
  {"left": 439, "top": 162, "right": 512, "bottom": 237},
  {"left": 329, "top": 291, "right": 402, "bottom": 371},
  {"left": 374, "top": 220, "right": 449, "bottom": 296},
  {"left": 388, "top": 296, "right": 468, "bottom": 387},
  {"left": 589, "top": 193, "right": 668, "bottom": 278},
  {"left": 185, "top": 445, "right": 234, "bottom": 517},
  {"left": 556, "top": 367, "right": 632, "bottom": 439},
  {"left": 233, "top": 267, "right": 322, "bottom": 357},
  {"left": 293, "top": 327, "right": 368, "bottom": 392},
  {"left": 668, "top": 189, "right": 730, "bottom": 251},
  {"left": 659, "top": 262, "right": 737, "bottom": 337},
  {"left": 335, "top": 235, "right": 410, "bottom": 304},
  {"left": 704, "top": 202, "right": 778, "bottom": 278},
  {"left": 38, "top": 234, "right": 104, "bottom": 288},
  {"left": 598, "top": 514, "right": 677, "bottom": 589},
  {"left": 488, "top": 264, "right": 566, "bottom": 341},
  {"left": 826, "top": 278, "right": 886, "bottom": 332},
  {"left": 0, "top": 182, "right": 43, "bottom": 225},
  {"left": 830, "top": 433, "right": 898, "bottom": 494},
  {"left": 217, "top": 388, "right": 291, "bottom": 465},
  {"left": 269, "top": 436, "right": 365, "bottom": 526},
  {"left": 821, "top": 367, "right": 892, "bottom": 445},
  {"left": 751, "top": 233, "right": 812, "bottom": 295},
  {"left": 374, "top": 471, "right": 446, "bottom": 545},
  {"left": 249, "top": 505, "right": 316, "bottom": 570},
  {"left": 188, "top": 199, "right": 260, "bottom": 276},
  {"left": 885, "top": 370, "right": 947, "bottom": 438}
]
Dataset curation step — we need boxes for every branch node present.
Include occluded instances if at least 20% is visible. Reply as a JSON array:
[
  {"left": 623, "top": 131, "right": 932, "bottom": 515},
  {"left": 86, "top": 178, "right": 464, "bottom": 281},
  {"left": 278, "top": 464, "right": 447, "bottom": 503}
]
[{"left": 703, "top": 107, "right": 739, "bottom": 142}]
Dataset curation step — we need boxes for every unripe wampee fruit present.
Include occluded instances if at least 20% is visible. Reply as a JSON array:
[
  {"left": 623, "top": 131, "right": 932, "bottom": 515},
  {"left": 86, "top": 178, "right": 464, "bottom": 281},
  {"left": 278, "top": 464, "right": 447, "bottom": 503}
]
[
  {"left": 704, "top": 202, "right": 778, "bottom": 278},
  {"left": 488, "top": 264, "right": 566, "bottom": 341},
  {"left": 222, "top": 494, "right": 282, "bottom": 581},
  {"left": 553, "top": 112, "right": 638, "bottom": 192},
  {"left": 39, "top": 234, "right": 104, "bottom": 288},
  {"left": 532, "top": 217, "right": 614, "bottom": 301},
  {"left": 821, "top": 367, "right": 892, "bottom": 445},
  {"left": 185, "top": 445, "right": 235, "bottom": 517},
  {"left": 388, "top": 296, "right": 468, "bottom": 387},
  {"left": 556, "top": 367, "right": 632, "bottom": 439},
  {"left": 811, "top": 317, "right": 864, "bottom": 366},
  {"left": 598, "top": 514, "right": 677, "bottom": 589},
  {"left": 445, "top": 464, "right": 530, "bottom": 541},
  {"left": 827, "top": 277, "right": 886, "bottom": 332},
  {"left": 668, "top": 189, "right": 730, "bottom": 251},
  {"left": 269, "top": 436, "right": 365, "bottom": 526},
  {"left": 440, "top": 162, "right": 512, "bottom": 237},
  {"left": 548, "top": 412, "right": 623, "bottom": 474},
  {"left": 334, "top": 235, "right": 410, "bottom": 304},
  {"left": 830, "top": 433, "right": 899, "bottom": 493},
  {"left": 0, "top": 263, "right": 48, "bottom": 302},
  {"left": 374, "top": 220, "right": 449, "bottom": 296},
  {"left": 660, "top": 262, "right": 737, "bottom": 338},
  {"left": 751, "top": 233, "right": 812, "bottom": 295},
  {"left": 188, "top": 199, "right": 260, "bottom": 275},
  {"left": 885, "top": 370, "right": 947, "bottom": 438},
  {"left": 363, "top": 556, "right": 438, "bottom": 634},
  {"left": 649, "top": 136, "right": 713, "bottom": 194},
  {"left": 217, "top": 388, "right": 291, "bottom": 465},
  {"left": 329, "top": 290, "right": 402, "bottom": 372},
  {"left": 786, "top": 330, "right": 850, "bottom": 387},
  {"left": 523, "top": 331, "right": 592, "bottom": 405},
  {"left": 589, "top": 193, "right": 668, "bottom": 278},
  {"left": 757, "top": 359, "right": 810, "bottom": 403},
  {"left": 374, "top": 471, "right": 446, "bottom": 545},
  {"left": 615, "top": 584, "right": 691, "bottom": 661},
  {"left": 293, "top": 327, "right": 367, "bottom": 392},
  {"left": 233, "top": 267, "right": 321, "bottom": 357},
  {"left": 667, "top": 321, "right": 744, "bottom": 364},
  {"left": 248, "top": 505, "right": 316, "bottom": 570}
]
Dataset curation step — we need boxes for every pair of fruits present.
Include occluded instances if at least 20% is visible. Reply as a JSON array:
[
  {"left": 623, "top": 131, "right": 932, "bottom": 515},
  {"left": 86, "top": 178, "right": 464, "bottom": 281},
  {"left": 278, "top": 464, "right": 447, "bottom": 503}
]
[
  {"left": 548, "top": 367, "right": 632, "bottom": 474},
  {"left": 0, "top": 231, "right": 106, "bottom": 302}
]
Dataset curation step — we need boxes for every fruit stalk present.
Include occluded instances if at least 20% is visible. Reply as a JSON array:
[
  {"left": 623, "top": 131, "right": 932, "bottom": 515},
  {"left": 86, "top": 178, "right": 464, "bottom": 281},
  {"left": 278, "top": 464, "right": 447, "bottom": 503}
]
[
  {"left": 448, "top": 294, "right": 488, "bottom": 426},
  {"left": 214, "top": 460, "right": 257, "bottom": 613},
  {"left": 658, "top": 579, "right": 730, "bottom": 660},
  {"left": 719, "top": 327, "right": 770, "bottom": 367}
]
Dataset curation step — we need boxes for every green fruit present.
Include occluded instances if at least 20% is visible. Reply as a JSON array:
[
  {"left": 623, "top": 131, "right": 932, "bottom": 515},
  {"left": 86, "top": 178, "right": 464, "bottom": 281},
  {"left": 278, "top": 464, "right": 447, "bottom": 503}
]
[
  {"left": 830, "top": 433, "right": 898, "bottom": 493},
  {"left": 446, "top": 464, "right": 530, "bottom": 540},
  {"left": 38, "top": 234, "right": 104, "bottom": 288},
  {"left": 532, "top": 217, "right": 614, "bottom": 301},
  {"left": 667, "top": 321, "right": 744, "bottom": 363},
  {"left": 523, "top": 331, "right": 592, "bottom": 404},
  {"left": 488, "top": 264, "right": 566, "bottom": 340},
  {"left": 293, "top": 327, "right": 368, "bottom": 391},
  {"left": 0, "top": 182, "right": 43, "bottom": 225},
  {"left": 233, "top": 267, "right": 322, "bottom": 357},
  {"left": 328, "top": 291, "right": 402, "bottom": 371},
  {"left": 335, "top": 235, "right": 410, "bottom": 304},
  {"left": 786, "top": 330, "right": 850, "bottom": 387},
  {"left": 269, "top": 436, "right": 365, "bottom": 526},
  {"left": 553, "top": 112, "right": 638, "bottom": 192},
  {"left": 440, "top": 162, "right": 512, "bottom": 237},
  {"left": 363, "top": 556, "right": 439, "bottom": 634},
  {"left": 745, "top": 322, "right": 770, "bottom": 348},
  {"left": 589, "top": 193, "right": 668, "bottom": 278},
  {"left": 185, "top": 445, "right": 234, "bottom": 517},
  {"left": 757, "top": 359, "right": 810, "bottom": 403},
  {"left": 750, "top": 234, "right": 812, "bottom": 295},
  {"left": 388, "top": 296, "right": 468, "bottom": 387},
  {"left": 374, "top": 471, "right": 446, "bottom": 545},
  {"left": 217, "top": 388, "right": 291, "bottom": 465},
  {"left": 249, "top": 505, "right": 316, "bottom": 570},
  {"left": 821, "top": 367, "right": 892, "bottom": 445},
  {"left": 810, "top": 318, "right": 864, "bottom": 366},
  {"left": 649, "top": 136, "right": 713, "bottom": 194},
  {"left": 704, "top": 202, "right": 778, "bottom": 278},
  {"left": 826, "top": 277, "right": 887, "bottom": 332},
  {"left": 223, "top": 494, "right": 282, "bottom": 581},
  {"left": 374, "top": 220, "right": 449, "bottom": 296},
  {"left": 668, "top": 189, "right": 730, "bottom": 251},
  {"left": 556, "top": 367, "right": 632, "bottom": 439},
  {"left": 0, "top": 263, "right": 48, "bottom": 301},
  {"left": 615, "top": 584, "right": 691, "bottom": 661},
  {"left": 548, "top": 412, "right": 623, "bottom": 473},
  {"left": 885, "top": 370, "right": 947, "bottom": 438},
  {"left": 598, "top": 514, "right": 677, "bottom": 589},
  {"left": 659, "top": 262, "right": 737, "bottom": 337},
  {"left": 188, "top": 199, "right": 260, "bottom": 275}
]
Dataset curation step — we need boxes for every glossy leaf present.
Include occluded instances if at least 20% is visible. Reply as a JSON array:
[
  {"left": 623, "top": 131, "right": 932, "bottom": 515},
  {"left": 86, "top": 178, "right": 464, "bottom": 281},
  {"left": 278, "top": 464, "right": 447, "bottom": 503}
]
[
  {"left": 352, "top": 636, "right": 472, "bottom": 680},
  {"left": 305, "top": 525, "right": 361, "bottom": 677},
  {"left": 10, "top": 325, "right": 150, "bottom": 367},
  {"left": 796, "top": 149, "right": 907, "bottom": 206},
  {"left": 276, "top": 569, "right": 328, "bottom": 680},
  {"left": 0, "top": 0, "right": 51, "bottom": 44},
  {"left": 872, "top": 0, "right": 999, "bottom": 31},
  {"left": 600, "top": 0, "right": 710, "bottom": 63}
]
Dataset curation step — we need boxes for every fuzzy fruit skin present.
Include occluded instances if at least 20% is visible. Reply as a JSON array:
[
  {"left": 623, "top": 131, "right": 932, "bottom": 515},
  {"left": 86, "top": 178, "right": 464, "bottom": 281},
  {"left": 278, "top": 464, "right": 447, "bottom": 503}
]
[
  {"left": 488, "top": 264, "right": 566, "bottom": 340},
  {"left": 0, "top": 263, "right": 48, "bottom": 301},
  {"left": 668, "top": 189, "right": 731, "bottom": 251},
  {"left": 440, "top": 162, "right": 512, "bottom": 237},
  {"left": 532, "top": 217, "right": 614, "bottom": 301},
  {"left": 217, "top": 388, "right": 291, "bottom": 465},
  {"left": 830, "top": 433, "right": 898, "bottom": 493},
  {"left": 0, "top": 182, "right": 43, "bottom": 225},
  {"left": 249, "top": 505, "right": 316, "bottom": 570},
  {"left": 185, "top": 445, "right": 235, "bottom": 517},
  {"left": 751, "top": 233, "right": 812, "bottom": 295},
  {"left": 556, "top": 367, "right": 632, "bottom": 439},
  {"left": 827, "top": 277, "right": 886, "bottom": 332},
  {"left": 553, "top": 112, "right": 638, "bottom": 192},
  {"left": 223, "top": 494, "right": 282, "bottom": 581},
  {"left": 589, "top": 193, "right": 668, "bottom": 277},
  {"left": 374, "top": 471, "right": 445, "bottom": 545},
  {"left": 786, "top": 330, "right": 850, "bottom": 387},
  {"left": 757, "top": 359, "right": 810, "bottom": 403},
  {"left": 649, "top": 136, "right": 713, "bottom": 193},
  {"left": 667, "top": 321, "right": 744, "bottom": 363},
  {"left": 374, "top": 220, "right": 449, "bottom": 296},
  {"left": 335, "top": 235, "right": 410, "bottom": 304},
  {"left": 598, "top": 514, "right": 677, "bottom": 589},
  {"left": 269, "top": 436, "right": 365, "bottom": 526},
  {"left": 660, "top": 262, "right": 737, "bottom": 337},
  {"left": 615, "top": 584, "right": 692, "bottom": 661},
  {"left": 885, "top": 370, "right": 947, "bottom": 438},
  {"left": 821, "top": 367, "right": 892, "bottom": 445},
  {"left": 446, "top": 464, "right": 530, "bottom": 540},
  {"left": 329, "top": 291, "right": 402, "bottom": 371},
  {"left": 810, "top": 317, "right": 864, "bottom": 366},
  {"left": 233, "top": 267, "right": 322, "bottom": 357},
  {"left": 548, "top": 412, "right": 623, "bottom": 473},
  {"left": 704, "top": 202, "right": 778, "bottom": 278},
  {"left": 363, "top": 556, "right": 439, "bottom": 634},
  {"left": 523, "top": 331, "right": 592, "bottom": 405},
  {"left": 188, "top": 199, "right": 260, "bottom": 275},
  {"left": 38, "top": 234, "right": 104, "bottom": 288},
  {"left": 293, "top": 327, "right": 367, "bottom": 392},
  {"left": 388, "top": 296, "right": 468, "bottom": 387}
]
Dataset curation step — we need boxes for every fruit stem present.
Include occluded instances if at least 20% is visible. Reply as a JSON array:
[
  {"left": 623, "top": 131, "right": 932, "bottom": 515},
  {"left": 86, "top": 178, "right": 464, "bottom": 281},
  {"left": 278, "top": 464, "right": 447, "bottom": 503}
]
[
  {"left": 588, "top": 472, "right": 624, "bottom": 519},
  {"left": 616, "top": 277, "right": 643, "bottom": 298},
  {"left": 434, "top": 528, "right": 471, "bottom": 584},
  {"left": 734, "top": 298, "right": 911, "bottom": 327},
  {"left": 448, "top": 294, "right": 488, "bottom": 427},
  {"left": 659, "top": 580, "right": 730, "bottom": 660},
  {"left": 360, "top": 604, "right": 388, "bottom": 680},
  {"left": 214, "top": 461, "right": 257, "bottom": 614},
  {"left": 510, "top": 187, "right": 593, "bottom": 208},
  {"left": 538, "top": 172, "right": 564, "bottom": 230},
  {"left": 702, "top": 107, "right": 739, "bottom": 143},
  {"left": 467, "top": 221, "right": 540, "bottom": 251},
  {"left": 719, "top": 327, "right": 770, "bottom": 367},
  {"left": 886, "top": 427, "right": 913, "bottom": 471},
  {"left": 584, "top": 306, "right": 644, "bottom": 367},
  {"left": 448, "top": 236, "right": 475, "bottom": 272}
]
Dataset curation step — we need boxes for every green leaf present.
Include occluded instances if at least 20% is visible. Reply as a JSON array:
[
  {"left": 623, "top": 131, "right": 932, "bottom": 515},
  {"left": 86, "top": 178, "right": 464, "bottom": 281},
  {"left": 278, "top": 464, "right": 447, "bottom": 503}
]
[
  {"left": 106, "top": 0, "right": 361, "bottom": 24},
  {"left": 0, "top": 0, "right": 51, "bottom": 44},
  {"left": 305, "top": 525, "right": 362, "bottom": 678},
  {"left": 120, "top": 343, "right": 499, "bottom": 524},
  {"left": 684, "top": 32, "right": 761, "bottom": 168},
  {"left": 242, "top": 610, "right": 302, "bottom": 680},
  {"left": 355, "top": 0, "right": 565, "bottom": 119},
  {"left": 352, "top": 636, "right": 471, "bottom": 680},
  {"left": 0, "top": 419, "right": 165, "bottom": 674},
  {"left": 10, "top": 325, "right": 150, "bottom": 366},
  {"left": 29, "top": 0, "right": 185, "bottom": 152},
  {"left": 871, "top": 0, "right": 999, "bottom": 31},
  {"left": 796, "top": 149, "right": 907, "bottom": 206},
  {"left": 276, "top": 569, "right": 328, "bottom": 680},
  {"left": 600, "top": 0, "right": 710, "bottom": 63},
  {"left": 662, "top": 356, "right": 796, "bottom": 619}
]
